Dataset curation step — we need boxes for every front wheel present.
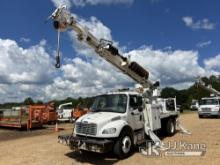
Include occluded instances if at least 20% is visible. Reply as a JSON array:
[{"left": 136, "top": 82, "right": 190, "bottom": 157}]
[
  {"left": 113, "top": 129, "right": 133, "bottom": 159},
  {"left": 198, "top": 114, "right": 203, "bottom": 118}
]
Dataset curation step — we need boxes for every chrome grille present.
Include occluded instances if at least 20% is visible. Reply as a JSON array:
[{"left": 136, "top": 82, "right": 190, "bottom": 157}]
[
  {"left": 75, "top": 122, "right": 97, "bottom": 135},
  {"left": 201, "top": 108, "right": 211, "bottom": 112}
]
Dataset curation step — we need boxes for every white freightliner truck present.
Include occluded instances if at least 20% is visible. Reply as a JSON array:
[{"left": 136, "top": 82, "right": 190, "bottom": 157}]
[
  {"left": 196, "top": 78, "right": 220, "bottom": 118},
  {"left": 48, "top": 6, "right": 190, "bottom": 158}
]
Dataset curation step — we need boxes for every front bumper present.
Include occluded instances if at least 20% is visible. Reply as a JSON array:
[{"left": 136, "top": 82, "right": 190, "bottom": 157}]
[
  {"left": 57, "top": 118, "right": 71, "bottom": 121},
  {"left": 198, "top": 111, "right": 220, "bottom": 116},
  {"left": 58, "top": 134, "right": 114, "bottom": 153}
]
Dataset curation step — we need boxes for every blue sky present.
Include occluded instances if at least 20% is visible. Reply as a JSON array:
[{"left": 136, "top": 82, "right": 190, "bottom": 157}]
[
  {"left": 0, "top": 0, "right": 219, "bottom": 62},
  {"left": 0, "top": 0, "right": 220, "bottom": 102}
]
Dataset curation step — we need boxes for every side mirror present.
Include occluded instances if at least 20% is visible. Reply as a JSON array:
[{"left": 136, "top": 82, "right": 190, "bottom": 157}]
[{"left": 138, "top": 107, "right": 143, "bottom": 112}]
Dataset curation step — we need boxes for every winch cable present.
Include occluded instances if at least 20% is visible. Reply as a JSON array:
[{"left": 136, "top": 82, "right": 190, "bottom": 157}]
[{"left": 55, "top": 29, "right": 61, "bottom": 68}]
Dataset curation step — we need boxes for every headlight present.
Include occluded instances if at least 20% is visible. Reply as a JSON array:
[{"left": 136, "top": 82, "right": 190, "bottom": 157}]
[
  {"left": 102, "top": 128, "right": 116, "bottom": 134},
  {"left": 213, "top": 108, "right": 219, "bottom": 111}
]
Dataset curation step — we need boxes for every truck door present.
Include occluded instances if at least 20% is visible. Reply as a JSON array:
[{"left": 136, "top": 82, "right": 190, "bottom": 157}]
[{"left": 128, "top": 95, "right": 144, "bottom": 130}]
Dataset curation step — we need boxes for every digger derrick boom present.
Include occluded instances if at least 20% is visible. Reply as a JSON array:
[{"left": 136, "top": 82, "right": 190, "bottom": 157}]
[
  {"left": 196, "top": 78, "right": 220, "bottom": 96},
  {"left": 50, "top": 5, "right": 157, "bottom": 89}
]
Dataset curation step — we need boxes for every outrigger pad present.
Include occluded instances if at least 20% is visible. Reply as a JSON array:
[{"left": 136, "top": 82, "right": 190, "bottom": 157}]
[{"left": 176, "top": 119, "right": 192, "bottom": 135}]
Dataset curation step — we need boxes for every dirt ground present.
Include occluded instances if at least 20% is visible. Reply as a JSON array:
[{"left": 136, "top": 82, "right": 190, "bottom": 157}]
[{"left": 0, "top": 112, "right": 219, "bottom": 165}]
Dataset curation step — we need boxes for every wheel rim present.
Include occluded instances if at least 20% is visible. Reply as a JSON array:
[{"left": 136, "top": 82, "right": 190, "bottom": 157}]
[{"left": 122, "top": 136, "right": 131, "bottom": 154}]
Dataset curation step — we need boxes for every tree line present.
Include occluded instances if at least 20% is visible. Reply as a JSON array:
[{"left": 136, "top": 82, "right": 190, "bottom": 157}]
[{"left": 161, "top": 75, "right": 220, "bottom": 109}]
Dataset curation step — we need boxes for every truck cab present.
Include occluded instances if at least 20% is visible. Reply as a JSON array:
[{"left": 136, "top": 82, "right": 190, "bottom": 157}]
[
  {"left": 198, "top": 97, "right": 220, "bottom": 118},
  {"left": 75, "top": 92, "right": 144, "bottom": 138}
]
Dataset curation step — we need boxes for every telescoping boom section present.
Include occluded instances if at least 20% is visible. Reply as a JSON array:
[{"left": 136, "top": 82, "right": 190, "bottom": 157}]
[
  {"left": 49, "top": 5, "right": 159, "bottom": 90},
  {"left": 196, "top": 78, "right": 220, "bottom": 96}
]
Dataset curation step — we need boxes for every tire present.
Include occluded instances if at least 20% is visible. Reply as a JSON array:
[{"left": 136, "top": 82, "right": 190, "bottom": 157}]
[
  {"left": 113, "top": 127, "right": 133, "bottom": 159},
  {"left": 198, "top": 115, "right": 203, "bottom": 118},
  {"left": 166, "top": 118, "right": 176, "bottom": 136},
  {"left": 69, "top": 118, "right": 73, "bottom": 123}
]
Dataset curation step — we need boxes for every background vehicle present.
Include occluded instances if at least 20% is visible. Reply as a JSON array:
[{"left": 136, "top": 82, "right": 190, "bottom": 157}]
[
  {"left": 72, "top": 104, "right": 90, "bottom": 122},
  {"left": 196, "top": 78, "right": 220, "bottom": 118},
  {"left": 190, "top": 100, "right": 199, "bottom": 111},
  {"left": 57, "top": 102, "right": 74, "bottom": 122},
  {"left": 0, "top": 103, "right": 57, "bottom": 129},
  {"left": 198, "top": 97, "right": 220, "bottom": 118}
]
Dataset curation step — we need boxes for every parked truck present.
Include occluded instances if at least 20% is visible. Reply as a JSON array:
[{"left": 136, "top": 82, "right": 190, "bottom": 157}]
[
  {"left": 190, "top": 100, "right": 199, "bottom": 111},
  {"left": 48, "top": 5, "right": 190, "bottom": 158},
  {"left": 198, "top": 97, "right": 220, "bottom": 118},
  {"left": 57, "top": 102, "right": 74, "bottom": 122},
  {"left": 196, "top": 78, "right": 220, "bottom": 118}
]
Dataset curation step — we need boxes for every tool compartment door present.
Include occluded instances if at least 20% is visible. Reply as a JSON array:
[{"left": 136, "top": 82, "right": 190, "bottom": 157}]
[{"left": 149, "top": 104, "right": 161, "bottom": 130}]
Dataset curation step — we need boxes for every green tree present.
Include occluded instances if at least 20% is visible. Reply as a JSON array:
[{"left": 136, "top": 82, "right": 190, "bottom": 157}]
[{"left": 23, "top": 97, "right": 34, "bottom": 105}]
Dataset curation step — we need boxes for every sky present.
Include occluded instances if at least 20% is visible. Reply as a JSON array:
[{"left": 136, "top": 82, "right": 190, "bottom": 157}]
[{"left": 0, "top": 0, "right": 220, "bottom": 103}]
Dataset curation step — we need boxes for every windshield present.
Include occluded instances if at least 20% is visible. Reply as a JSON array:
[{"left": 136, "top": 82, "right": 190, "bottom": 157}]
[
  {"left": 60, "top": 104, "right": 73, "bottom": 110},
  {"left": 192, "top": 102, "right": 197, "bottom": 105},
  {"left": 91, "top": 94, "right": 127, "bottom": 113},
  {"left": 199, "top": 99, "right": 219, "bottom": 105}
]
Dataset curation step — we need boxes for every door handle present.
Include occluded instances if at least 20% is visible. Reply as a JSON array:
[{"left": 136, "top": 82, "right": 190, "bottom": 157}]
[{"left": 131, "top": 111, "right": 139, "bottom": 115}]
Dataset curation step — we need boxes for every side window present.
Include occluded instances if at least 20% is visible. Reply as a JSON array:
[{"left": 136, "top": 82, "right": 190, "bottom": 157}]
[
  {"left": 166, "top": 100, "right": 175, "bottom": 111},
  {"left": 129, "top": 95, "right": 142, "bottom": 110}
]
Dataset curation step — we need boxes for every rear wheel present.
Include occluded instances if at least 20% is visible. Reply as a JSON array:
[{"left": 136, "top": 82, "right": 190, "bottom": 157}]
[
  {"left": 166, "top": 118, "right": 176, "bottom": 136},
  {"left": 113, "top": 128, "right": 133, "bottom": 159}
]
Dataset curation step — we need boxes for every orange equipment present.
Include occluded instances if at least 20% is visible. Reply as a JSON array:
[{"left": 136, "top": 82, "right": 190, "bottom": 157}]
[
  {"left": 30, "top": 102, "right": 57, "bottom": 124},
  {"left": 0, "top": 102, "right": 57, "bottom": 130},
  {"left": 72, "top": 104, "right": 90, "bottom": 121}
]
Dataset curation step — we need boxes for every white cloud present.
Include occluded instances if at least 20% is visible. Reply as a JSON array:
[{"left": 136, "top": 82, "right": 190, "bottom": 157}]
[
  {"left": 0, "top": 38, "right": 55, "bottom": 102},
  {"left": 1, "top": 35, "right": 220, "bottom": 102},
  {"left": 44, "top": 58, "right": 131, "bottom": 100},
  {"left": 51, "top": 0, "right": 72, "bottom": 8},
  {"left": 51, "top": 0, "right": 134, "bottom": 7},
  {"left": 204, "top": 54, "right": 220, "bottom": 70},
  {"left": 125, "top": 47, "right": 207, "bottom": 87},
  {"left": 182, "top": 16, "right": 216, "bottom": 30},
  {"left": 50, "top": 44, "right": 218, "bottom": 100},
  {"left": 196, "top": 40, "right": 212, "bottom": 48},
  {"left": 1, "top": 13, "right": 220, "bottom": 103},
  {"left": 20, "top": 37, "right": 31, "bottom": 43},
  {"left": 0, "top": 39, "right": 54, "bottom": 85},
  {"left": 62, "top": 14, "right": 219, "bottom": 91}
]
